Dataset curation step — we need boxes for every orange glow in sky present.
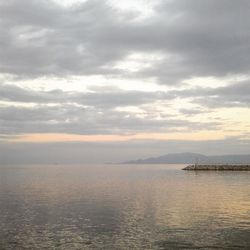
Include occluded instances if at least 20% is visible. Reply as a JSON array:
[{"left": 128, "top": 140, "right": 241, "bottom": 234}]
[{"left": 7, "top": 130, "right": 243, "bottom": 143}]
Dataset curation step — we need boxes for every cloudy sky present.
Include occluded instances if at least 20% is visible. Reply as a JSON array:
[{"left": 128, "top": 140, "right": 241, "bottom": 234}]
[{"left": 0, "top": 0, "right": 250, "bottom": 163}]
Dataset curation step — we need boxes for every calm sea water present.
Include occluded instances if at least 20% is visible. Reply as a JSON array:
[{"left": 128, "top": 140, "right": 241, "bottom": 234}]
[{"left": 0, "top": 164, "right": 250, "bottom": 249}]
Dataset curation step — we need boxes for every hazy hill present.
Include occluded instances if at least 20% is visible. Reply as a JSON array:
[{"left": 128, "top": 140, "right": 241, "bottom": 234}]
[{"left": 123, "top": 152, "right": 250, "bottom": 164}]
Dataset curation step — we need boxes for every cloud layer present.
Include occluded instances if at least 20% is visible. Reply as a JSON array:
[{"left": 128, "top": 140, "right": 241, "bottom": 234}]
[
  {"left": 1, "top": 83, "right": 223, "bottom": 135},
  {"left": 0, "top": 0, "right": 249, "bottom": 161},
  {"left": 0, "top": 0, "right": 250, "bottom": 82}
]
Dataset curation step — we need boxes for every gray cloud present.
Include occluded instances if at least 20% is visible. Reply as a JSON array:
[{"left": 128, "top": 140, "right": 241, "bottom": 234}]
[
  {"left": 3, "top": 79, "right": 249, "bottom": 136},
  {"left": 170, "top": 80, "right": 250, "bottom": 108},
  {"left": 2, "top": 79, "right": 249, "bottom": 109},
  {"left": 0, "top": 84, "right": 68, "bottom": 103},
  {"left": 0, "top": 0, "right": 249, "bottom": 157},
  {"left": 0, "top": 0, "right": 130, "bottom": 77},
  {"left": 178, "top": 108, "right": 209, "bottom": 116},
  {"left": 0, "top": 83, "right": 172, "bottom": 106},
  {"left": 0, "top": 0, "right": 249, "bottom": 83},
  {"left": 0, "top": 103, "right": 219, "bottom": 135}
]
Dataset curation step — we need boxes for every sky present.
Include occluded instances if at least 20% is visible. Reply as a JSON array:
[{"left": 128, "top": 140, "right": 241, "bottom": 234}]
[{"left": 0, "top": 0, "right": 250, "bottom": 163}]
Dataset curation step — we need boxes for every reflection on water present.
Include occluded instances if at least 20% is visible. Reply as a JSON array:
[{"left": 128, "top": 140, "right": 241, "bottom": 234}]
[{"left": 0, "top": 164, "right": 250, "bottom": 249}]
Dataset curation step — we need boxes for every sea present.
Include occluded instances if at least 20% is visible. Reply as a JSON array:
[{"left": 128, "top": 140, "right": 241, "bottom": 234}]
[{"left": 0, "top": 164, "right": 250, "bottom": 249}]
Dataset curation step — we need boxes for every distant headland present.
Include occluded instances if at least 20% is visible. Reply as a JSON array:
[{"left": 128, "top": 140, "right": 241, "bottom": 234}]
[{"left": 123, "top": 152, "right": 250, "bottom": 165}]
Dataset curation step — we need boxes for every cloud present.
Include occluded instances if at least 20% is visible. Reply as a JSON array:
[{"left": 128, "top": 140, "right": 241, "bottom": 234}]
[
  {"left": 2, "top": 79, "right": 249, "bottom": 110},
  {"left": 1, "top": 77, "right": 248, "bottom": 138},
  {"left": 178, "top": 108, "right": 209, "bottom": 116},
  {"left": 170, "top": 80, "right": 250, "bottom": 108},
  {"left": 0, "top": 84, "right": 68, "bottom": 103},
  {"left": 0, "top": 103, "right": 219, "bottom": 135},
  {"left": 0, "top": 0, "right": 249, "bottom": 154},
  {"left": 0, "top": 83, "right": 172, "bottom": 106},
  {"left": 0, "top": 0, "right": 249, "bottom": 84},
  {"left": 0, "top": 0, "right": 134, "bottom": 78}
]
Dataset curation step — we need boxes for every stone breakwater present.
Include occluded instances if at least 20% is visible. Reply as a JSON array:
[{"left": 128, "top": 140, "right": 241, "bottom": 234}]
[{"left": 183, "top": 165, "right": 250, "bottom": 171}]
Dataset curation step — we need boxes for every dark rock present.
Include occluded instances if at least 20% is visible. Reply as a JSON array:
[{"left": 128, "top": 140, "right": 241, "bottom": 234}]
[{"left": 183, "top": 165, "right": 250, "bottom": 171}]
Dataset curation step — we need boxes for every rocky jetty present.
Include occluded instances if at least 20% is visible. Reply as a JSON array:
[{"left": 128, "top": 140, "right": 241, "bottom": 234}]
[{"left": 183, "top": 165, "right": 250, "bottom": 171}]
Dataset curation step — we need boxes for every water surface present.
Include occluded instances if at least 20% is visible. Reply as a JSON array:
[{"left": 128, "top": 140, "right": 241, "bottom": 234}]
[{"left": 0, "top": 164, "right": 250, "bottom": 249}]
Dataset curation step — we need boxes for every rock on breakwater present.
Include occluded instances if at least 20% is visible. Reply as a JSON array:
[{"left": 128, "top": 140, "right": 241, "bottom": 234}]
[{"left": 183, "top": 165, "right": 250, "bottom": 171}]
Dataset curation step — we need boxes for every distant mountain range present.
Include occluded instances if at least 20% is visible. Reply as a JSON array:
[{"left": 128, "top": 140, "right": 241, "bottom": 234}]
[{"left": 123, "top": 152, "right": 250, "bottom": 164}]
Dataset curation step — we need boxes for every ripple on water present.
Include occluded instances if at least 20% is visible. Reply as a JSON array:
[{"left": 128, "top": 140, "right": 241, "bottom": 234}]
[{"left": 0, "top": 164, "right": 250, "bottom": 249}]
